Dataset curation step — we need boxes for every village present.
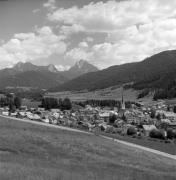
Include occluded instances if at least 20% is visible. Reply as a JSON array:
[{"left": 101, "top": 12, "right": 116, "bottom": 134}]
[{"left": 0, "top": 92, "right": 176, "bottom": 143}]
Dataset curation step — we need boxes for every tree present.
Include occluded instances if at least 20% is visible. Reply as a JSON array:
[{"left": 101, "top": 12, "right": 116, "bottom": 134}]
[
  {"left": 109, "top": 114, "right": 117, "bottom": 124},
  {"left": 149, "top": 129, "right": 165, "bottom": 139},
  {"left": 173, "top": 106, "right": 176, "bottom": 113},
  {"left": 9, "top": 99, "right": 16, "bottom": 112},
  {"left": 61, "top": 98, "right": 72, "bottom": 110},
  {"left": 41, "top": 97, "right": 58, "bottom": 110},
  {"left": 167, "top": 105, "right": 171, "bottom": 112},
  {"left": 14, "top": 97, "right": 21, "bottom": 109},
  {"left": 150, "top": 110, "right": 155, "bottom": 119},
  {"left": 156, "top": 113, "right": 161, "bottom": 120},
  {"left": 127, "top": 127, "right": 137, "bottom": 136},
  {"left": 121, "top": 113, "right": 127, "bottom": 122},
  {"left": 167, "top": 129, "right": 175, "bottom": 139}
]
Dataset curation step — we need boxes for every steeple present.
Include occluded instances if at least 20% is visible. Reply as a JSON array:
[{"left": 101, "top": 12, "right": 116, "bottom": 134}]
[{"left": 121, "top": 86, "right": 125, "bottom": 110}]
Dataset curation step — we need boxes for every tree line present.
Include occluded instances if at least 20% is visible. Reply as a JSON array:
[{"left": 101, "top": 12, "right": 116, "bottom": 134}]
[
  {"left": 41, "top": 97, "right": 72, "bottom": 110},
  {"left": 0, "top": 94, "right": 22, "bottom": 112},
  {"left": 75, "top": 99, "right": 136, "bottom": 109}
]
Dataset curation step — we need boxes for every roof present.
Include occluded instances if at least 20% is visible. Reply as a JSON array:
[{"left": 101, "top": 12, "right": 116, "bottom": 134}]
[
  {"left": 142, "top": 125, "right": 156, "bottom": 131},
  {"left": 164, "top": 112, "right": 176, "bottom": 117}
]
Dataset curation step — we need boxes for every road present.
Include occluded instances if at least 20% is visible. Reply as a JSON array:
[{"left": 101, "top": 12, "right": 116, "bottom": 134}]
[{"left": 0, "top": 114, "right": 176, "bottom": 161}]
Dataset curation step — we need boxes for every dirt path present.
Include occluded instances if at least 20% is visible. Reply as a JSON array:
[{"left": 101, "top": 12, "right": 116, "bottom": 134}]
[{"left": 0, "top": 115, "right": 176, "bottom": 161}]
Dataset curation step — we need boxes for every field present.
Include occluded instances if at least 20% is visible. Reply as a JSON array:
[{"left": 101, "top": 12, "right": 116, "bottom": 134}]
[
  {"left": 0, "top": 117, "right": 176, "bottom": 180},
  {"left": 47, "top": 87, "right": 140, "bottom": 102},
  {"left": 99, "top": 132, "right": 176, "bottom": 155},
  {"left": 22, "top": 99, "right": 41, "bottom": 109}
]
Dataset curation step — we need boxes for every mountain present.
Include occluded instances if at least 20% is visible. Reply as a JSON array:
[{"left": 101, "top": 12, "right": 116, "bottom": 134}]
[
  {"left": 51, "top": 50, "right": 176, "bottom": 92},
  {"left": 62, "top": 60, "right": 99, "bottom": 80},
  {"left": 0, "top": 71, "right": 67, "bottom": 89},
  {"left": 13, "top": 62, "right": 58, "bottom": 73},
  {"left": 0, "top": 62, "right": 67, "bottom": 89},
  {"left": 0, "top": 60, "right": 98, "bottom": 90}
]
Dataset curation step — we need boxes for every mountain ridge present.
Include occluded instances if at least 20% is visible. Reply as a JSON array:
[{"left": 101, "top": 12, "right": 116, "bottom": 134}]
[
  {"left": 0, "top": 60, "right": 99, "bottom": 90},
  {"left": 51, "top": 50, "right": 176, "bottom": 92}
]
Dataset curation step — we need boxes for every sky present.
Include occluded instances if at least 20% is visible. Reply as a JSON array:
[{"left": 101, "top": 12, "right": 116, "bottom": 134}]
[{"left": 1, "top": 0, "right": 176, "bottom": 70}]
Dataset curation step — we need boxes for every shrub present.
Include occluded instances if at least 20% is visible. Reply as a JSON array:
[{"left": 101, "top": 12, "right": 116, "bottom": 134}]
[
  {"left": 149, "top": 129, "right": 165, "bottom": 140},
  {"left": 127, "top": 127, "right": 137, "bottom": 136},
  {"left": 109, "top": 114, "right": 117, "bottom": 124},
  {"left": 113, "top": 128, "right": 122, "bottom": 134},
  {"left": 105, "top": 126, "right": 114, "bottom": 133},
  {"left": 137, "top": 89, "right": 150, "bottom": 99},
  {"left": 167, "top": 129, "right": 175, "bottom": 139}
]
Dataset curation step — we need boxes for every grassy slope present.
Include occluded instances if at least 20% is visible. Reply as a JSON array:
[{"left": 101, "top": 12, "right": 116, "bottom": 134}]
[
  {"left": 0, "top": 117, "right": 175, "bottom": 180},
  {"left": 47, "top": 87, "right": 140, "bottom": 102}
]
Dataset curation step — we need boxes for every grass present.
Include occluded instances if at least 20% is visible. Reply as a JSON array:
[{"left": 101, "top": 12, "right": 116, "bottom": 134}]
[
  {"left": 46, "top": 87, "right": 139, "bottom": 102},
  {"left": 0, "top": 117, "right": 176, "bottom": 180},
  {"left": 22, "top": 99, "right": 41, "bottom": 109},
  {"left": 98, "top": 132, "right": 176, "bottom": 155}
]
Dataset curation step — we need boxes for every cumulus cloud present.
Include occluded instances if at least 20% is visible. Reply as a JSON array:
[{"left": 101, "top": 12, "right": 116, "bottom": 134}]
[
  {"left": 0, "top": 26, "right": 67, "bottom": 68},
  {"left": 33, "top": 9, "right": 40, "bottom": 14},
  {"left": 53, "top": 0, "right": 176, "bottom": 68},
  {"left": 65, "top": 18, "right": 176, "bottom": 68},
  {"left": 65, "top": 47, "right": 91, "bottom": 62},
  {"left": 55, "top": 65, "right": 70, "bottom": 71},
  {"left": 47, "top": 0, "right": 176, "bottom": 33},
  {"left": 43, "top": 0, "right": 56, "bottom": 11},
  {"left": 85, "top": 37, "right": 94, "bottom": 42},
  {"left": 2, "top": 0, "right": 176, "bottom": 69}
]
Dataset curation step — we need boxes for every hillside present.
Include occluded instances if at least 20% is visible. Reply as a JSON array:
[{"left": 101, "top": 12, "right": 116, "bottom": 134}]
[
  {"left": 0, "top": 70, "right": 68, "bottom": 89},
  {"left": 52, "top": 50, "right": 176, "bottom": 91},
  {"left": 47, "top": 86, "right": 140, "bottom": 102},
  {"left": 0, "top": 117, "right": 175, "bottom": 180}
]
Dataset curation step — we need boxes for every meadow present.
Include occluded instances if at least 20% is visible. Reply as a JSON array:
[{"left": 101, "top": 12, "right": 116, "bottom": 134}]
[
  {"left": 0, "top": 117, "right": 176, "bottom": 180},
  {"left": 46, "top": 87, "right": 139, "bottom": 102}
]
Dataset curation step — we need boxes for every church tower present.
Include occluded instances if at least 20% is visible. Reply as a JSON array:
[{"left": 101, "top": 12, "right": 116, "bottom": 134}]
[{"left": 121, "top": 86, "right": 125, "bottom": 110}]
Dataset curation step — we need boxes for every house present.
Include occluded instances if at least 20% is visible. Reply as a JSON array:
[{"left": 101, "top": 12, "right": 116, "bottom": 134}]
[
  {"left": 18, "top": 111, "right": 26, "bottom": 117},
  {"left": 41, "top": 118, "right": 49, "bottom": 123},
  {"left": 161, "top": 119, "right": 171, "bottom": 124},
  {"left": 2, "top": 111, "right": 9, "bottom": 116},
  {"left": 32, "top": 114, "right": 41, "bottom": 121},
  {"left": 142, "top": 125, "right": 156, "bottom": 136},
  {"left": 20, "top": 106, "right": 28, "bottom": 111},
  {"left": 38, "top": 108, "right": 45, "bottom": 112},
  {"left": 163, "top": 112, "right": 176, "bottom": 122},
  {"left": 99, "top": 112, "right": 110, "bottom": 122},
  {"left": 10, "top": 112, "right": 17, "bottom": 117},
  {"left": 168, "top": 122, "right": 176, "bottom": 129},
  {"left": 51, "top": 108, "right": 61, "bottom": 113}
]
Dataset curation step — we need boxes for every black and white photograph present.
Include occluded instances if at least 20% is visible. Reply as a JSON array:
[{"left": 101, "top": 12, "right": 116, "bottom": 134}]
[{"left": 0, "top": 0, "right": 175, "bottom": 179}]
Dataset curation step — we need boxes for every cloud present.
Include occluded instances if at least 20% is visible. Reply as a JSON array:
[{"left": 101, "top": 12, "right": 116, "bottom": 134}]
[
  {"left": 47, "top": 0, "right": 176, "bottom": 33},
  {"left": 43, "top": 0, "right": 56, "bottom": 11},
  {"left": 55, "top": 65, "right": 70, "bottom": 71},
  {"left": 2, "top": 0, "right": 176, "bottom": 69},
  {"left": 33, "top": 9, "right": 40, "bottom": 14},
  {"left": 54, "top": 0, "right": 176, "bottom": 68},
  {"left": 0, "top": 26, "right": 67, "bottom": 68},
  {"left": 65, "top": 18, "right": 176, "bottom": 68},
  {"left": 85, "top": 37, "right": 94, "bottom": 42}
]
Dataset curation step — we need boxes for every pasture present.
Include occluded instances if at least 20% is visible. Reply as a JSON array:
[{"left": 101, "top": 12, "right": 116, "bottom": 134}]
[{"left": 0, "top": 117, "right": 175, "bottom": 180}]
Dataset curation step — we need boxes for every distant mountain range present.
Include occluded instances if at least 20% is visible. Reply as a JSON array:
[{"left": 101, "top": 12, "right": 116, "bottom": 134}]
[
  {"left": 52, "top": 50, "right": 176, "bottom": 92},
  {"left": 2, "top": 50, "right": 176, "bottom": 94},
  {"left": 0, "top": 60, "right": 99, "bottom": 90}
]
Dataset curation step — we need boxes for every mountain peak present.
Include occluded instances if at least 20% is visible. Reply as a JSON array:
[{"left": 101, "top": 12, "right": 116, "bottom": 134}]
[
  {"left": 13, "top": 61, "right": 37, "bottom": 72},
  {"left": 47, "top": 64, "right": 58, "bottom": 73},
  {"left": 69, "top": 59, "right": 98, "bottom": 74},
  {"left": 75, "top": 59, "right": 88, "bottom": 68},
  {"left": 13, "top": 61, "right": 58, "bottom": 73}
]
